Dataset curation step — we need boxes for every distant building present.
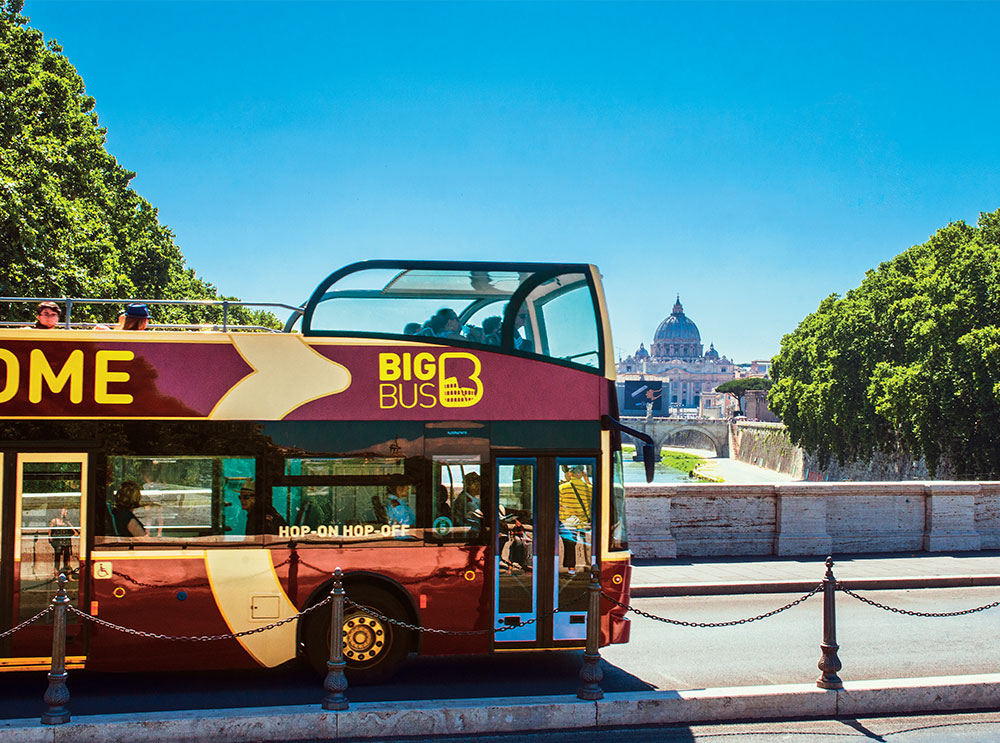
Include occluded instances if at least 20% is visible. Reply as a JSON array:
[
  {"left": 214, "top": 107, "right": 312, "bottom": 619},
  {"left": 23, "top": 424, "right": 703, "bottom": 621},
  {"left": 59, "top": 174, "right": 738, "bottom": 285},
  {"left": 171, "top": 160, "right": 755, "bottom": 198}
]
[
  {"left": 617, "top": 297, "right": 735, "bottom": 413},
  {"left": 743, "top": 388, "right": 780, "bottom": 422}
]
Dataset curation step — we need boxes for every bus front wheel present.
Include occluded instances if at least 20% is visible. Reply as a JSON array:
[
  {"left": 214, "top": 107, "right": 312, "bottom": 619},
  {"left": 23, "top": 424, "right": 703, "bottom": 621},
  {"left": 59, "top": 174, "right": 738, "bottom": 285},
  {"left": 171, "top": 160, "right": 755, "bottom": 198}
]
[{"left": 303, "top": 585, "right": 413, "bottom": 684}]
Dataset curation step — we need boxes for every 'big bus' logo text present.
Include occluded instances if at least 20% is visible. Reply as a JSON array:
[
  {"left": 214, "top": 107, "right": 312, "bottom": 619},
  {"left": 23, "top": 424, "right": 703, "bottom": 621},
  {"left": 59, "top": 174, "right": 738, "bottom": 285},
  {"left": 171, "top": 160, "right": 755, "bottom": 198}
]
[{"left": 378, "top": 352, "right": 483, "bottom": 409}]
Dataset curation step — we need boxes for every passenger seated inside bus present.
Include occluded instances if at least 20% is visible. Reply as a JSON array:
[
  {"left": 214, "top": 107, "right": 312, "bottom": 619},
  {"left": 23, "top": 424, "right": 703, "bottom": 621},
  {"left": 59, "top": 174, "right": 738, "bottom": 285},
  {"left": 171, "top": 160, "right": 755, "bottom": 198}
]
[
  {"left": 451, "top": 472, "right": 481, "bottom": 527},
  {"left": 108, "top": 481, "right": 147, "bottom": 537},
  {"left": 238, "top": 480, "right": 287, "bottom": 535},
  {"left": 384, "top": 485, "right": 416, "bottom": 526}
]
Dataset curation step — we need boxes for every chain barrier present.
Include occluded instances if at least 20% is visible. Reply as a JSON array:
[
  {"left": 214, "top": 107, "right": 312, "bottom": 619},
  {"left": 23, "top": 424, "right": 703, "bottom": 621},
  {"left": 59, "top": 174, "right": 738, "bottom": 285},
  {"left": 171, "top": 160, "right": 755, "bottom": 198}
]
[
  {"left": 601, "top": 585, "right": 823, "bottom": 627},
  {"left": 838, "top": 584, "right": 1000, "bottom": 617},
  {"left": 67, "top": 595, "right": 331, "bottom": 642},
  {"left": 0, "top": 606, "right": 54, "bottom": 639}
]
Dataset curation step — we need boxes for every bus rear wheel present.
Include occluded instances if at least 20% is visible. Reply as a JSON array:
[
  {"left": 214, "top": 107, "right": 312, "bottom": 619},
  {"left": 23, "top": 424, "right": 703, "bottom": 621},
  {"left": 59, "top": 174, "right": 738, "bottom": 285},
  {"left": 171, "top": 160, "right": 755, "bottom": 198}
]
[{"left": 303, "top": 585, "right": 413, "bottom": 685}]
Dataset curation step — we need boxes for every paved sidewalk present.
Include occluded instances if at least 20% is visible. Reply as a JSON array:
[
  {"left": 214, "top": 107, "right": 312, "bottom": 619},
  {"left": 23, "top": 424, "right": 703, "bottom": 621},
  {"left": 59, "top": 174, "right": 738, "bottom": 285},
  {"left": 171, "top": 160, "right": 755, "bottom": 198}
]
[
  {"left": 631, "top": 551, "right": 1000, "bottom": 596},
  {"left": 4, "top": 674, "right": 1000, "bottom": 742}
]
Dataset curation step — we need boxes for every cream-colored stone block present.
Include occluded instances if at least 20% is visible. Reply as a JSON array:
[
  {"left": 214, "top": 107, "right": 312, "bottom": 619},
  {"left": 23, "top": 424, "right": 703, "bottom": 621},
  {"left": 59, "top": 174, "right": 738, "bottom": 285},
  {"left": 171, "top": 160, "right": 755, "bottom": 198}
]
[
  {"left": 339, "top": 697, "right": 596, "bottom": 739},
  {"left": 48, "top": 706, "right": 334, "bottom": 743},
  {"left": 775, "top": 486, "right": 831, "bottom": 556},
  {"left": 0, "top": 718, "right": 54, "bottom": 743},
  {"left": 975, "top": 483, "right": 1000, "bottom": 548},
  {"left": 596, "top": 685, "right": 836, "bottom": 727},
  {"left": 924, "top": 483, "right": 981, "bottom": 552},
  {"left": 837, "top": 673, "right": 1000, "bottom": 716}
]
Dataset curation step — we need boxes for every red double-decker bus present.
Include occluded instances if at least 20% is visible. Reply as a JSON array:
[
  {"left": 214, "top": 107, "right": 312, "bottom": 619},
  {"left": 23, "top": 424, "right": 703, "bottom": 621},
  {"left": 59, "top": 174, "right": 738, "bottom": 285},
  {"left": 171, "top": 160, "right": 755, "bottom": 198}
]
[{"left": 0, "top": 261, "right": 651, "bottom": 682}]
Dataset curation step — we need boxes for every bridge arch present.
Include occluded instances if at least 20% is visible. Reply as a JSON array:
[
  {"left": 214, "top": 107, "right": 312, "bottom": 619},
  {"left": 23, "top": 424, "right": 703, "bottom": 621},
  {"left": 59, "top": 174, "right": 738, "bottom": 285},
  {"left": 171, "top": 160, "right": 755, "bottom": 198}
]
[{"left": 619, "top": 418, "right": 730, "bottom": 459}]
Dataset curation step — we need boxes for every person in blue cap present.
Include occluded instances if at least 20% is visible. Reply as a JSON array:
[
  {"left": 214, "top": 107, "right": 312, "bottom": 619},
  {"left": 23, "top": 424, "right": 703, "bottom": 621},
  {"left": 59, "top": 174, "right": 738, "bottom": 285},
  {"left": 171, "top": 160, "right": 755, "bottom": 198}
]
[{"left": 119, "top": 303, "right": 150, "bottom": 331}]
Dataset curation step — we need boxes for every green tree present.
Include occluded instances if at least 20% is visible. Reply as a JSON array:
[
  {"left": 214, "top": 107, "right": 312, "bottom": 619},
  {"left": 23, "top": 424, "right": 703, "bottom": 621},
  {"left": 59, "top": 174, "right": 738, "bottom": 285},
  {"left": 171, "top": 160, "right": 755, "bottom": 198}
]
[
  {"left": 770, "top": 210, "right": 1000, "bottom": 478},
  {"left": 0, "top": 1, "right": 276, "bottom": 328},
  {"left": 715, "top": 378, "right": 773, "bottom": 415}
]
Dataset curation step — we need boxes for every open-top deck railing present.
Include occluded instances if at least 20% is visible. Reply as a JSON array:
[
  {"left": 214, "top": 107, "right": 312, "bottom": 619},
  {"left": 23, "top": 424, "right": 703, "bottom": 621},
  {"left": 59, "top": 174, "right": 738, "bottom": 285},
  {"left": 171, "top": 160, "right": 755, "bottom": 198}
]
[{"left": 0, "top": 296, "right": 305, "bottom": 333}]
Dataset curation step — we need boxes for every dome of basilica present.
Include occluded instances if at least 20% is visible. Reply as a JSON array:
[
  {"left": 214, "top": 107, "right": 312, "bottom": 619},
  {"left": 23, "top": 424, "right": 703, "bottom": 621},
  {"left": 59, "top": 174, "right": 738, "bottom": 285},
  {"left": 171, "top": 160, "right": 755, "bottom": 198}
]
[{"left": 650, "top": 297, "right": 703, "bottom": 359}]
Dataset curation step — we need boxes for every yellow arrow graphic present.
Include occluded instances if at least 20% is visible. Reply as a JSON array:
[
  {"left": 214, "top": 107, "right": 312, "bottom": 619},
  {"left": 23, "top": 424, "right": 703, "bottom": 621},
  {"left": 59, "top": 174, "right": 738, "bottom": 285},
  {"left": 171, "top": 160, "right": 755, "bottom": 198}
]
[{"left": 209, "top": 335, "right": 351, "bottom": 420}]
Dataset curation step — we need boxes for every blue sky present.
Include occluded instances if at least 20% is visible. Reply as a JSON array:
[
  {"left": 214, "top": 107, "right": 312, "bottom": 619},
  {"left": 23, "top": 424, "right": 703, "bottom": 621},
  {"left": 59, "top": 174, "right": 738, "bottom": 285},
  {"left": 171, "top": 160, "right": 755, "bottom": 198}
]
[{"left": 25, "top": 1, "right": 1000, "bottom": 362}]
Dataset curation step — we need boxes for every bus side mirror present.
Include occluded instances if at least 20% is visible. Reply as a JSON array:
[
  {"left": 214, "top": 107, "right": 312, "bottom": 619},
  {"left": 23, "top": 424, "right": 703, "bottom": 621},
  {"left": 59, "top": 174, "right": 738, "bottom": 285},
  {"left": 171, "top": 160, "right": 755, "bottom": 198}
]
[{"left": 643, "top": 444, "right": 655, "bottom": 483}]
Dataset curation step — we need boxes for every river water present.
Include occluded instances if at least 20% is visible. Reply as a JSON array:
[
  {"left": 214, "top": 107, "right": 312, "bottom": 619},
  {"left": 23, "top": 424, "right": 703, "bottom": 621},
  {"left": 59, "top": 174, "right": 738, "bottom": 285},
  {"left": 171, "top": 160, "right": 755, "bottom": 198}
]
[{"left": 622, "top": 459, "right": 690, "bottom": 484}]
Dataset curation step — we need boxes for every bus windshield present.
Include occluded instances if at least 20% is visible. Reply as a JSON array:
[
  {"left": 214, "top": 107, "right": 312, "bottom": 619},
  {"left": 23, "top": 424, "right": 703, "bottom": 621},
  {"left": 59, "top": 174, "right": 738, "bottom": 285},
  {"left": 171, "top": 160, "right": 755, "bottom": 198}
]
[{"left": 303, "top": 263, "right": 604, "bottom": 369}]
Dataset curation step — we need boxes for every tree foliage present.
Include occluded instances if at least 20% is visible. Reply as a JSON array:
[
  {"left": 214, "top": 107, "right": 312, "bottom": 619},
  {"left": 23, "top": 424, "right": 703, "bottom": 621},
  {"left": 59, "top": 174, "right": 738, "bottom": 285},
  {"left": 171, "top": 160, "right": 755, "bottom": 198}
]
[
  {"left": 715, "top": 377, "right": 773, "bottom": 415},
  {"left": 0, "top": 1, "right": 276, "bottom": 328},
  {"left": 770, "top": 210, "right": 1000, "bottom": 478}
]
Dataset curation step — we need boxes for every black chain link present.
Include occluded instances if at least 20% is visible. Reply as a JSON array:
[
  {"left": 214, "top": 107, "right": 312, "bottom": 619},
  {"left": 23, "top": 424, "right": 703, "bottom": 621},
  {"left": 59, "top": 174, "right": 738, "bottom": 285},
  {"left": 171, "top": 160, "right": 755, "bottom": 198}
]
[
  {"left": 0, "top": 606, "right": 54, "bottom": 639},
  {"left": 67, "top": 595, "right": 331, "bottom": 641},
  {"left": 837, "top": 584, "right": 1000, "bottom": 617},
  {"left": 601, "top": 585, "right": 822, "bottom": 627}
]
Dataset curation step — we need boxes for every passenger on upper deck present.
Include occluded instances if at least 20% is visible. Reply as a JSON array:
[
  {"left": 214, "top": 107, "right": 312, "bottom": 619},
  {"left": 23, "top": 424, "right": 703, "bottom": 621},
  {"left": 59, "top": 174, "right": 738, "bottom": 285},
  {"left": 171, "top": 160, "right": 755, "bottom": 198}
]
[
  {"left": 430, "top": 308, "right": 464, "bottom": 340},
  {"left": 119, "top": 303, "right": 150, "bottom": 331},
  {"left": 402, "top": 322, "right": 422, "bottom": 335},
  {"left": 512, "top": 305, "right": 531, "bottom": 351},
  {"left": 481, "top": 316, "right": 502, "bottom": 345},
  {"left": 30, "top": 301, "right": 61, "bottom": 329}
]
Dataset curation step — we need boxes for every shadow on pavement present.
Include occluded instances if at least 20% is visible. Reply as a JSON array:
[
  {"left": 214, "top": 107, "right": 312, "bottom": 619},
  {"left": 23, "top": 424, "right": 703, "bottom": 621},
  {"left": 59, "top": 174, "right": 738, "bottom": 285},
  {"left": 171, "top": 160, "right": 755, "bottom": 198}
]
[{"left": 0, "top": 652, "right": 654, "bottom": 719}]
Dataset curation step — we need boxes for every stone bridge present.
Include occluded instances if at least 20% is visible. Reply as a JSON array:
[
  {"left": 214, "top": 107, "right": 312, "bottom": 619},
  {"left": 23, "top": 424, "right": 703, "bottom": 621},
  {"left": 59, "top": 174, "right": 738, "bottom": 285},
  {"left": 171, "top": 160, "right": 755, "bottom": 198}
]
[{"left": 620, "top": 416, "right": 730, "bottom": 458}]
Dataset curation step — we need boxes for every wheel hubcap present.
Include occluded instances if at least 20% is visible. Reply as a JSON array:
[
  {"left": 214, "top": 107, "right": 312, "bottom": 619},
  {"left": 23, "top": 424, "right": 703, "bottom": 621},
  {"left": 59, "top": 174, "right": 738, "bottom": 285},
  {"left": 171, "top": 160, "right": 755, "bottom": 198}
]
[{"left": 342, "top": 613, "right": 387, "bottom": 662}]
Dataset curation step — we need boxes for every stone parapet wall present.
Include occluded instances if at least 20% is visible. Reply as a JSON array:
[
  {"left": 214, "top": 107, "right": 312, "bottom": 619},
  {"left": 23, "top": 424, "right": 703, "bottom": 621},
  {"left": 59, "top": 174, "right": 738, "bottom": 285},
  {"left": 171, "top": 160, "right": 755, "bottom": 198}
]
[
  {"left": 729, "top": 422, "right": 803, "bottom": 478},
  {"left": 625, "top": 481, "right": 1000, "bottom": 558},
  {"left": 729, "top": 421, "right": 944, "bottom": 481}
]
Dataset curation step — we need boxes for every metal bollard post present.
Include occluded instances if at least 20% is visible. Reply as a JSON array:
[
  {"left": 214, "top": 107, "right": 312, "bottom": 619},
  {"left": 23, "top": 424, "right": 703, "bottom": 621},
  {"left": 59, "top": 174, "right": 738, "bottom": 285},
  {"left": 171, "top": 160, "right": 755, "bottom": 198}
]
[
  {"left": 816, "top": 556, "right": 844, "bottom": 690},
  {"left": 577, "top": 562, "right": 604, "bottom": 700},
  {"left": 41, "top": 574, "right": 71, "bottom": 725},
  {"left": 322, "top": 567, "right": 349, "bottom": 711}
]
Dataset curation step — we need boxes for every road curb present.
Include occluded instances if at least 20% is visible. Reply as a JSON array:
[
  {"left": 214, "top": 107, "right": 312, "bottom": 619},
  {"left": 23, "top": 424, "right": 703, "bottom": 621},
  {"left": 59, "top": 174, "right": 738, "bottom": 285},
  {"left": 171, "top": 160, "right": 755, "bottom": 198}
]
[
  {"left": 1, "top": 673, "right": 998, "bottom": 742},
  {"left": 631, "top": 575, "right": 1000, "bottom": 597}
]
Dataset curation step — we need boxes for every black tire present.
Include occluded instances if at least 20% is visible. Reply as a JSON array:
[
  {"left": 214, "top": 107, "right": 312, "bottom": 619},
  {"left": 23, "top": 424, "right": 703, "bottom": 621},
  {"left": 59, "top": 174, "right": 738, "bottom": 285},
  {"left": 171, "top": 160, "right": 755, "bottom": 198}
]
[{"left": 303, "top": 584, "right": 414, "bottom": 685}]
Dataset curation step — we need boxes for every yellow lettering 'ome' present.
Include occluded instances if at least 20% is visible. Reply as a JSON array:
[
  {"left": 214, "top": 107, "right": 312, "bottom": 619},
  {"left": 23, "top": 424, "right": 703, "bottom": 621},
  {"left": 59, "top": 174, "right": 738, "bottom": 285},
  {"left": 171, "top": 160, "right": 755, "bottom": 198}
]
[
  {"left": 377, "top": 352, "right": 483, "bottom": 409},
  {"left": 0, "top": 347, "right": 134, "bottom": 406}
]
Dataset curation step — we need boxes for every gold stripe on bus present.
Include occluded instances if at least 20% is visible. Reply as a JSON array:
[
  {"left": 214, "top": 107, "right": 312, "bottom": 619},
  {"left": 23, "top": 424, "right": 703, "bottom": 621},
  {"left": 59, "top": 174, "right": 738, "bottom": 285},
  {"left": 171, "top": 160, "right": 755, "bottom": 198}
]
[
  {"left": 0, "top": 656, "right": 86, "bottom": 670},
  {"left": 204, "top": 550, "right": 298, "bottom": 668},
  {"left": 90, "top": 550, "right": 207, "bottom": 560}
]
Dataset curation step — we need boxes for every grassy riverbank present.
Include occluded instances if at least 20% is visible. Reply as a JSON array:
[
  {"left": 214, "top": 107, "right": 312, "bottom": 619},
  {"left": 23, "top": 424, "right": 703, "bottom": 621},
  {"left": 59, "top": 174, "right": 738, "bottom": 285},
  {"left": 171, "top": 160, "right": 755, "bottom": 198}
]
[
  {"left": 621, "top": 445, "right": 722, "bottom": 482},
  {"left": 661, "top": 450, "right": 707, "bottom": 475}
]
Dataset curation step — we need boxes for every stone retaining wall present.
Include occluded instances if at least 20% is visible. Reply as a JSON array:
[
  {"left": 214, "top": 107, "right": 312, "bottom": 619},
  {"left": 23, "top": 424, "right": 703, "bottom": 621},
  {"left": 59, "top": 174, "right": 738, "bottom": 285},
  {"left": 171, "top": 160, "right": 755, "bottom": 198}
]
[
  {"left": 729, "top": 421, "right": 948, "bottom": 481},
  {"left": 625, "top": 481, "right": 1000, "bottom": 558}
]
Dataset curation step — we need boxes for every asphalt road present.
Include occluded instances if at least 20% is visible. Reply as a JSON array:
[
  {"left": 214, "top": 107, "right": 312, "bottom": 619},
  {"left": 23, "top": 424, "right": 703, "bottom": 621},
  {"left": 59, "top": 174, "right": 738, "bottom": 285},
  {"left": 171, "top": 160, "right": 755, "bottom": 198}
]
[
  {"left": 1, "top": 587, "right": 997, "bottom": 720},
  {"left": 602, "top": 586, "right": 1000, "bottom": 689}
]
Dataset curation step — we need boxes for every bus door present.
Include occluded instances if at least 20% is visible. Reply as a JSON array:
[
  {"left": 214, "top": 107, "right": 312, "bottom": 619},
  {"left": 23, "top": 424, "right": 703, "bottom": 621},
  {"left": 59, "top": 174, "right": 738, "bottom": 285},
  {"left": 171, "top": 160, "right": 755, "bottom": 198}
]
[
  {"left": 0, "top": 453, "right": 89, "bottom": 670},
  {"left": 493, "top": 456, "right": 596, "bottom": 646}
]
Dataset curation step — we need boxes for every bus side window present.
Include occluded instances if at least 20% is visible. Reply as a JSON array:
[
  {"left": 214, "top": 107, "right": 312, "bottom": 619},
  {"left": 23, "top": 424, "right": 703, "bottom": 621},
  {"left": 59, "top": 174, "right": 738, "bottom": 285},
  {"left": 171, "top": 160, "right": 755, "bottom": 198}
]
[
  {"left": 432, "top": 457, "right": 484, "bottom": 543},
  {"left": 273, "top": 457, "right": 424, "bottom": 544},
  {"left": 99, "top": 456, "right": 256, "bottom": 542}
]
